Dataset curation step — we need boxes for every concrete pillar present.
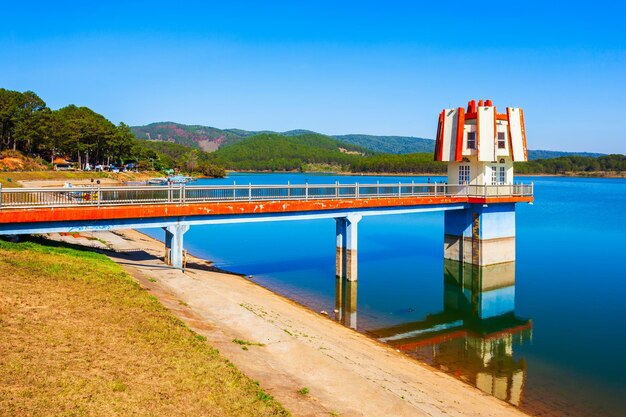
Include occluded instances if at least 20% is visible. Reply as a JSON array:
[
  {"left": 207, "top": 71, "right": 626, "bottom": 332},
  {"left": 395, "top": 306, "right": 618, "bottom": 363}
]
[
  {"left": 335, "top": 218, "right": 346, "bottom": 280},
  {"left": 164, "top": 224, "right": 190, "bottom": 269},
  {"left": 444, "top": 203, "right": 515, "bottom": 266},
  {"left": 345, "top": 214, "right": 361, "bottom": 282}
]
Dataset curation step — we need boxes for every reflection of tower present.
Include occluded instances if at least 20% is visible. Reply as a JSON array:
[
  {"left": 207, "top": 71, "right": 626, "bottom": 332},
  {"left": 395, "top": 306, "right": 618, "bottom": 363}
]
[
  {"left": 371, "top": 260, "right": 532, "bottom": 406},
  {"left": 334, "top": 276, "right": 357, "bottom": 329}
]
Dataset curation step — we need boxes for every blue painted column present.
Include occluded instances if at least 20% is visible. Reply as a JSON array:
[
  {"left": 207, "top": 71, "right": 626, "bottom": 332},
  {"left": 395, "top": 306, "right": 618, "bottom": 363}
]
[
  {"left": 335, "top": 217, "right": 347, "bottom": 282},
  {"left": 336, "top": 214, "right": 361, "bottom": 282},
  {"left": 164, "top": 224, "right": 190, "bottom": 268},
  {"left": 444, "top": 203, "right": 516, "bottom": 266}
]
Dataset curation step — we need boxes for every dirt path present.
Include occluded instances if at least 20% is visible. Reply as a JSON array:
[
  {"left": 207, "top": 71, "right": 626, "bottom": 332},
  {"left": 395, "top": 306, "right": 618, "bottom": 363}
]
[{"left": 50, "top": 230, "right": 529, "bottom": 417}]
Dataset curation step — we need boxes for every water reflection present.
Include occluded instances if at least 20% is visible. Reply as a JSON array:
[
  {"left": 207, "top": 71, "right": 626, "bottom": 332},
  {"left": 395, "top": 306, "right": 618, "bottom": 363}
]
[
  {"left": 335, "top": 277, "right": 358, "bottom": 329},
  {"left": 369, "top": 260, "right": 532, "bottom": 406}
]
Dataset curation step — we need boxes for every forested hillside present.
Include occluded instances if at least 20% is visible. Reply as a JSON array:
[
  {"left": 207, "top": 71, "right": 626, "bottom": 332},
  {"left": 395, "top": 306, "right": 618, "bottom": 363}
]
[
  {"left": 213, "top": 133, "right": 371, "bottom": 171},
  {"left": 334, "top": 134, "right": 434, "bottom": 154},
  {"left": 131, "top": 122, "right": 606, "bottom": 160}
]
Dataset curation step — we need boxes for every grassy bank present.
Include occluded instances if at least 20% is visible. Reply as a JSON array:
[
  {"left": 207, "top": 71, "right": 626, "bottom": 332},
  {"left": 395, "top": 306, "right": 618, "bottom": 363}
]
[{"left": 0, "top": 239, "right": 288, "bottom": 416}]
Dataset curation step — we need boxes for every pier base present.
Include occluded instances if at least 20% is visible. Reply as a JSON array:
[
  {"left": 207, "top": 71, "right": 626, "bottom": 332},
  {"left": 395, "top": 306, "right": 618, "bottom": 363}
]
[
  {"left": 444, "top": 203, "right": 515, "bottom": 266},
  {"left": 335, "top": 215, "right": 361, "bottom": 282},
  {"left": 164, "top": 224, "right": 190, "bottom": 269}
]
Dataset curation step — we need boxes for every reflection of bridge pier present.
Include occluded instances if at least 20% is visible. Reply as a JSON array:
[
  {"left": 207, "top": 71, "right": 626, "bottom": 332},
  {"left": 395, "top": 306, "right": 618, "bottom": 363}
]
[
  {"left": 335, "top": 275, "right": 357, "bottom": 329},
  {"left": 371, "top": 260, "right": 532, "bottom": 406}
]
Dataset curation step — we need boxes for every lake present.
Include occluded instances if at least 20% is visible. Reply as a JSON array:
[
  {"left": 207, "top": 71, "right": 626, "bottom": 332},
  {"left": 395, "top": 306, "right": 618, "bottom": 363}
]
[{"left": 142, "top": 172, "right": 626, "bottom": 416}]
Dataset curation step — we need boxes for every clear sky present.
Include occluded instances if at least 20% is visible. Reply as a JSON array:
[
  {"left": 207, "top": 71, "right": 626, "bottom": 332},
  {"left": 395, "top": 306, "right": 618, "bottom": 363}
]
[{"left": 2, "top": 1, "right": 625, "bottom": 153}]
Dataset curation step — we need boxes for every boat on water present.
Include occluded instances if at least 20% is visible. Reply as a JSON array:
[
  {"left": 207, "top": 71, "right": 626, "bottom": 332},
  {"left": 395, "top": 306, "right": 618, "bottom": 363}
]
[
  {"left": 167, "top": 174, "right": 194, "bottom": 184},
  {"left": 147, "top": 175, "right": 195, "bottom": 185},
  {"left": 147, "top": 177, "right": 168, "bottom": 185}
]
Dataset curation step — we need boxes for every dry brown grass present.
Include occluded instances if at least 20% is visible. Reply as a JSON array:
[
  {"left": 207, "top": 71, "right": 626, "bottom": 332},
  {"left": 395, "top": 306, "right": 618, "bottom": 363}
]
[
  {"left": 0, "top": 150, "right": 49, "bottom": 172},
  {"left": 0, "top": 240, "right": 289, "bottom": 417}
]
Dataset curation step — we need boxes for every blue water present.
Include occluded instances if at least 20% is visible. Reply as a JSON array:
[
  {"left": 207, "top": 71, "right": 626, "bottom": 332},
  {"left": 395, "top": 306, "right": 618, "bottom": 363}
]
[{"left": 141, "top": 173, "right": 626, "bottom": 416}]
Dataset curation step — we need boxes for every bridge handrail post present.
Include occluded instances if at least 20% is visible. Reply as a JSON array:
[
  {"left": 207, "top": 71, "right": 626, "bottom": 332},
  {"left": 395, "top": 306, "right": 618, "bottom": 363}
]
[
  {"left": 335, "top": 181, "right": 339, "bottom": 199},
  {"left": 434, "top": 182, "right": 437, "bottom": 196},
  {"left": 288, "top": 181, "right": 291, "bottom": 199},
  {"left": 356, "top": 182, "right": 359, "bottom": 199},
  {"left": 249, "top": 183, "right": 252, "bottom": 201},
  {"left": 376, "top": 180, "right": 379, "bottom": 198},
  {"left": 233, "top": 181, "right": 236, "bottom": 201},
  {"left": 305, "top": 182, "right": 308, "bottom": 201},
  {"left": 398, "top": 181, "right": 401, "bottom": 197}
]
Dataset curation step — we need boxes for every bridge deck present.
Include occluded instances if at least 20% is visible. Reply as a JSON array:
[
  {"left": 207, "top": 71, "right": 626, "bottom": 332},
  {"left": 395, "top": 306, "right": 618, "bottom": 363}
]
[
  {"left": 0, "top": 182, "right": 532, "bottom": 232},
  {"left": 0, "top": 194, "right": 532, "bottom": 225}
]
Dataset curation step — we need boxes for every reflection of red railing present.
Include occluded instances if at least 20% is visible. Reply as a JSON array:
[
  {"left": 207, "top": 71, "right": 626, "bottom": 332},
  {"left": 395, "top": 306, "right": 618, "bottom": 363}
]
[{"left": 393, "top": 321, "right": 533, "bottom": 352}]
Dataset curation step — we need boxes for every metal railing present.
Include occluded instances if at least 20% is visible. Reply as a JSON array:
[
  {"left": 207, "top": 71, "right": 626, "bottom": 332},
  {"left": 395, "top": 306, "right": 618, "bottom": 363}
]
[{"left": 0, "top": 182, "right": 533, "bottom": 209}]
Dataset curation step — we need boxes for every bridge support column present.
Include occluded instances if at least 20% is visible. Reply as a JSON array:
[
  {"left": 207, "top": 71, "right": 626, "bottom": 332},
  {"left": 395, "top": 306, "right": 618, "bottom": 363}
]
[
  {"left": 444, "top": 203, "right": 515, "bottom": 266},
  {"left": 335, "top": 215, "right": 361, "bottom": 282},
  {"left": 164, "top": 224, "right": 190, "bottom": 269}
]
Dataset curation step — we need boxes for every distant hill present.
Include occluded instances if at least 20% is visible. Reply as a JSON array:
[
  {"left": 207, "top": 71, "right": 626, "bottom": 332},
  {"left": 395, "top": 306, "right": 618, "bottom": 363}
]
[
  {"left": 334, "top": 134, "right": 434, "bottom": 154},
  {"left": 131, "top": 122, "right": 605, "bottom": 160},
  {"left": 213, "top": 133, "right": 373, "bottom": 171},
  {"left": 526, "top": 150, "right": 604, "bottom": 160}
]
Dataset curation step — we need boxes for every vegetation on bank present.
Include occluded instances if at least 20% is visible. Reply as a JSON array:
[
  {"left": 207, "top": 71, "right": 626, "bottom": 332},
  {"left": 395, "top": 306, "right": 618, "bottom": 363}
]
[
  {"left": 0, "top": 88, "right": 225, "bottom": 177},
  {"left": 0, "top": 239, "right": 288, "bottom": 416},
  {"left": 514, "top": 154, "right": 625, "bottom": 175}
]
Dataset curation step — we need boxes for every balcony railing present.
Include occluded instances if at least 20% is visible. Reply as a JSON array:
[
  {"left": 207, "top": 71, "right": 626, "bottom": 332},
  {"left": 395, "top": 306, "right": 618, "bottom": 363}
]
[{"left": 0, "top": 182, "right": 533, "bottom": 209}]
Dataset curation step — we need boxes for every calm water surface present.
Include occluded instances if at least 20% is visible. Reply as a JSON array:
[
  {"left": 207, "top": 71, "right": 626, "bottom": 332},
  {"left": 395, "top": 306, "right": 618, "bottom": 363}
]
[{"left": 142, "top": 173, "right": 626, "bottom": 416}]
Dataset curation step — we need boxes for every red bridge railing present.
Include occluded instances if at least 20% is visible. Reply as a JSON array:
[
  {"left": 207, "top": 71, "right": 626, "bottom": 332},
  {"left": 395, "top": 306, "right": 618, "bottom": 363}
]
[{"left": 0, "top": 182, "right": 533, "bottom": 209}]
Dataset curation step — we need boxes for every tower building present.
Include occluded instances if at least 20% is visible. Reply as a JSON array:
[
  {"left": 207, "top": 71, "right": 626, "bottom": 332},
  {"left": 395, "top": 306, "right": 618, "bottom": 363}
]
[{"left": 434, "top": 99, "right": 528, "bottom": 186}]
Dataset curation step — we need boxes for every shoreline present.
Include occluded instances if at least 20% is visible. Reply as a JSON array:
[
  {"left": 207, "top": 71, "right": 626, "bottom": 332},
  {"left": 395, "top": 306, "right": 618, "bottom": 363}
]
[
  {"left": 49, "top": 229, "right": 530, "bottom": 416},
  {"left": 226, "top": 170, "right": 625, "bottom": 179}
]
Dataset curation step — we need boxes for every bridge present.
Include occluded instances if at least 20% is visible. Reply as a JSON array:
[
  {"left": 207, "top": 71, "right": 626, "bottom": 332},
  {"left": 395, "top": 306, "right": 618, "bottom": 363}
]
[{"left": 0, "top": 181, "right": 533, "bottom": 278}]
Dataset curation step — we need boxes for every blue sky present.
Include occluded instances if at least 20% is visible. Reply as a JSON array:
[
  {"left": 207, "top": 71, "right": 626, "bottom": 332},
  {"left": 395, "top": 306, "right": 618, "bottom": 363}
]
[{"left": 2, "top": 1, "right": 625, "bottom": 153}]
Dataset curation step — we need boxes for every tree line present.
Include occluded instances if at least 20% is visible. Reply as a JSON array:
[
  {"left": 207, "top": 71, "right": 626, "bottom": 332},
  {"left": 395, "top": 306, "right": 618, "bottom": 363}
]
[
  {"left": 0, "top": 88, "right": 225, "bottom": 176},
  {"left": 514, "top": 155, "right": 625, "bottom": 174}
]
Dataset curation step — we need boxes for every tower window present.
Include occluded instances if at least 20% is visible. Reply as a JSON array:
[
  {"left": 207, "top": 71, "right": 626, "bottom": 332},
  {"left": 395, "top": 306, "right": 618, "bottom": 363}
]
[
  {"left": 499, "top": 166, "right": 506, "bottom": 184},
  {"left": 467, "top": 132, "right": 476, "bottom": 149},
  {"left": 459, "top": 165, "right": 470, "bottom": 184},
  {"left": 497, "top": 132, "right": 506, "bottom": 149}
]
